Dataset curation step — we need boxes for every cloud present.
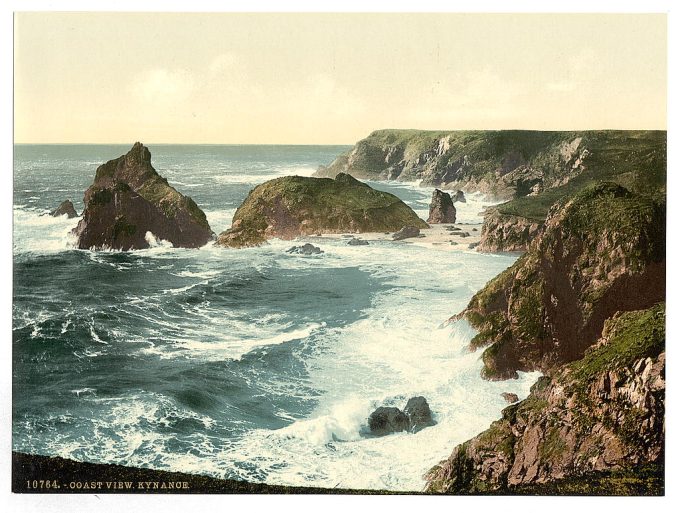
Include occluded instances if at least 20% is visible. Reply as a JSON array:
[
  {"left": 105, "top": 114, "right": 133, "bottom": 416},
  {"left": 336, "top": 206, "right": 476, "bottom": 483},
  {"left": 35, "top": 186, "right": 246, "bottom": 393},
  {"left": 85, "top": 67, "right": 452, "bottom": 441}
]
[{"left": 130, "top": 68, "right": 196, "bottom": 102}]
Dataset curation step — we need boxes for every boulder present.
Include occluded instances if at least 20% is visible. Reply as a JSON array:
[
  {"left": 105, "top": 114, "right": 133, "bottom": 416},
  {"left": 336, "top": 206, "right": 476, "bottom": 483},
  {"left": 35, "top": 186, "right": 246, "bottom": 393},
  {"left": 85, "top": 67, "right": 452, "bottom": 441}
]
[
  {"left": 216, "top": 174, "right": 428, "bottom": 248},
  {"left": 427, "top": 189, "right": 457, "bottom": 224},
  {"left": 501, "top": 392, "right": 519, "bottom": 404},
  {"left": 392, "top": 226, "right": 421, "bottom": 241},
  {"left": 368, "top": 407, "right": 409, "bottom": 436},
  {"left": 347, "top": 237, "right": 369, "bottom": 246},
  {"left": 404, "top": 396, "right": 436, "bottom": 432},
  {"left": 73, "top": 143, "right": 212, "bottom": 250},
  {"left": 452, "top": 190, "right": 467, "bottom": 203},
  {"left": 286, "top": 243, "right": 323, "bottom": 255},
  {"left": 51, "top": 200, "right": 78, "bottom": 218}
]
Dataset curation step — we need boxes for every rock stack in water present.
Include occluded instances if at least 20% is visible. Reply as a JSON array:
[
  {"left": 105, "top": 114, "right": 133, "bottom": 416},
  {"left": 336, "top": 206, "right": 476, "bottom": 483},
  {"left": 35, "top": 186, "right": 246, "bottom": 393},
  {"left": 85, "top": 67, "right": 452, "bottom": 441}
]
[
  {"left": 427, "top": 189, "right": 456, "bottom": 224},
  {"left": 73, "top": 143, "right": 213, "bottom": 250},
  {"left": 51, "top": 200, "right": 78, "bottom": 218}
]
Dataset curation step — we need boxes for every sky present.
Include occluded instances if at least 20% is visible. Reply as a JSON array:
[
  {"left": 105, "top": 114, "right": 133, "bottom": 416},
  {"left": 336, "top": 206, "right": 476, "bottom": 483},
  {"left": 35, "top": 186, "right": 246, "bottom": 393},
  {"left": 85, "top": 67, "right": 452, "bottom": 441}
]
[{"left": 14, "top": 12, "right": 667, "bottom": 144}]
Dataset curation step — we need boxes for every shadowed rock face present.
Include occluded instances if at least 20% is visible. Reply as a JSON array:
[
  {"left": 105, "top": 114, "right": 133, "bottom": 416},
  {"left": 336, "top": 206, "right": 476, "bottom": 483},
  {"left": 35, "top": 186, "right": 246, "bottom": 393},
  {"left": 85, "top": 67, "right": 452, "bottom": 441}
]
[
  {"left": 51, "top": 200, "right": 78, "bottom": 218},
  {"left": 463, "top": 182, "right": 665, "bottom": 380},
  {"left": 427, "top": 189, "right": 456, "bottom": 224},
  {"left": 216, "top": 173, "right": 428, "bottom": 248},
  {"left": 73, "top": 143, "right": 212, "bottom": 250}
]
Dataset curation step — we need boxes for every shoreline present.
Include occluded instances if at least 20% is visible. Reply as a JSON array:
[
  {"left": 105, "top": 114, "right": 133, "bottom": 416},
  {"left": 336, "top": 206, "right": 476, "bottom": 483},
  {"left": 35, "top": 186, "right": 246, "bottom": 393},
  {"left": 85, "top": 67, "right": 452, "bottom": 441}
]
[{"left": 13, "top": 451, "right": 663, "bottom": 496}]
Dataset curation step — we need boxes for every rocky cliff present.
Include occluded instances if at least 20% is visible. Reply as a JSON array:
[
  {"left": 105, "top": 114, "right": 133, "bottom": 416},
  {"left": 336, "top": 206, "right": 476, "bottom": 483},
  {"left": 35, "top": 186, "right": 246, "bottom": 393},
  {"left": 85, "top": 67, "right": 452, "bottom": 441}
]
[
  {"left": 73, "top": 143, "right": 213, "bottom": 250},
  {"left": 477, "top": 210, "right": 543, "bottom": 252},
  {"left": 426, "top": 304, "right": 665, "bottom": 494},
  {"left": 317, "top": 130, "right": 665, "bottom": 251},
  {"left": 216, "top": 173, "right": 428, "bottom": 248},
  {"left": 315, "top": 130, "right": 665, "bottom": 199},
  {"left": 463, "top": 182, "right": 665, "bottom": 380}
]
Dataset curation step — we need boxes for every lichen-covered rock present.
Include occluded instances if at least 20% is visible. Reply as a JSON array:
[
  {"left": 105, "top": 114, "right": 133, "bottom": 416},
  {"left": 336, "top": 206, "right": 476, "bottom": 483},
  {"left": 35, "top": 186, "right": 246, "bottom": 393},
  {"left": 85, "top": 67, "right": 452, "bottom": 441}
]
[
  {"left": 427, "top": 189, "right": 456, "bottom": 224},
  {"left": 426, "top": 304, "right": 665, "bottom": 494},
  {"left": 216, "top": 174, "right": 427, "bottom": 248},
  {"left": 51, "top": 200, "right": 78, "bottom": 218},
  {"left": 462, "top": 182, "right": 665, "bottom": 380},
  {"left": 73, "top": 143, "right": 212, "bottom": 250},
  {"left": 392, "top": 226, "right": 421, "bottom": 241},
  {"left": 368, "top": 407, "right": 409, "bottom": 436},
  {"left": 478, "top": 210, "right": 543, "bottom": 252}
]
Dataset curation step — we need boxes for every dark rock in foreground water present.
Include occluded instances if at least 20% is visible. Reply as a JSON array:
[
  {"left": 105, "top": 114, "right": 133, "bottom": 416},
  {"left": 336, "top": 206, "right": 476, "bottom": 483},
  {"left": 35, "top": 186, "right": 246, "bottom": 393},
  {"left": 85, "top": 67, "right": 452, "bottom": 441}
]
[
  {"left": 404, "top": 396, "right": 436, "bottom": 432},
  {"left": 51, "top": 200, "right": 78, "bottom": 218},
  {"left": 392, "top": 226, "right": 421, "bottom": 241},
  {"left": 73, "top": 142, "right": 213, "bottom": 250},
  {"left": 427, "top": 189, "right": 456, "bottom": 224},
  {"left": 286, "top": 243, "right": 323, "bottom": 255},
  {"left": 368, "top": 407, "right": 410, "bottom": 436}
]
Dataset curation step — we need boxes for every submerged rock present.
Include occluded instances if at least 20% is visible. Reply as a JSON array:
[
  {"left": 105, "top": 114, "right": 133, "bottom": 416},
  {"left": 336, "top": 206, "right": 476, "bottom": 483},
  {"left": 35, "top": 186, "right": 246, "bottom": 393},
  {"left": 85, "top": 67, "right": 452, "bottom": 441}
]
[
  {"left": 404, "top": 396, "right": 436, "bottom": 432},
  {"left": 427, "top": 189, "right": 457, "bottom": 224},
  {"left": 392, "top": 226, "right": 421, "bottom": 241},
  {"left": 347, "top": 237, "right": 370, "bottom": 246},
  {"left": 73, "top": 143, "right": 212, "bottom": 250},
  {"left": 368, "top": 407, "right": 409, "bottom": 436},
  {"left": 216, "top": 173, "right": 427, "bottom": 248},
  {"left": 51, "top": 200, "right": 78, "bottom": 218},
  {"left": 286, "top": 243, "right": 323, "bottom": 255}
]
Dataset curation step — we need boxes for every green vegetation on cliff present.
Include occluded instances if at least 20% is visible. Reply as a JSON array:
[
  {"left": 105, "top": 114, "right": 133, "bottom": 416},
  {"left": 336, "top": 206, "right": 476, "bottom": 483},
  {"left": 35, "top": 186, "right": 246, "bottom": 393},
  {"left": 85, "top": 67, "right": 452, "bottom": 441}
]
[
  {"left": 465, "top": 182, "right": 665, "bottom": 379},
  {"left": 427, "top": 304, "right": 665, "bottom": 495},
  {"left": 216, "top": 173, "right": 428, "bottom": 248}
]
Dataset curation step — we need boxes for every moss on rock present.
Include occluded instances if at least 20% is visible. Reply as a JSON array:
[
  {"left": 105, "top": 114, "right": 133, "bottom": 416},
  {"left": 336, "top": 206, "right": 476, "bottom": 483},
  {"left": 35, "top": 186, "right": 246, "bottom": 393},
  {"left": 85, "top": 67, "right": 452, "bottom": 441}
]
[{"left": 216, "top": 173, "right": 428, "bottom": 248}]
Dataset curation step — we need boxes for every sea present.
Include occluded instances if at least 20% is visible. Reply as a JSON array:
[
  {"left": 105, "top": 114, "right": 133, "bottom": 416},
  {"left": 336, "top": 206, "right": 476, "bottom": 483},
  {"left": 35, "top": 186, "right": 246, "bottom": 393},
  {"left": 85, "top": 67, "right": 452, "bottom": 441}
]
[{"left": 12, "top": 144, "right": 540, "bottom": 492}]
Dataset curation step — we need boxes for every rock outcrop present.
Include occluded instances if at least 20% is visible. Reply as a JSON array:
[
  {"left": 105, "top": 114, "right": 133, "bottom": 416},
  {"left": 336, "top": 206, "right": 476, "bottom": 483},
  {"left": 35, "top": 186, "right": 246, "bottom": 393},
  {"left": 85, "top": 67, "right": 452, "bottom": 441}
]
[
  {"left": 216, "top": 174, "right": 428, "bottom": 248},
  {"left": 478, "top": 210, "right": 543, "bottom": 252},
  {"left": 427, "top": 189, "right": 456, "bottom": 223},
  {"left": 368, "top": 407, "right": 409, "bottom": 436},
  {"left": 347, "top": 237, "right": 369, "bottom": 246},
  {"left": 51, "top": 200, "right": 78, "bottom": 218},
  {"left": 286, "top": 243, "right": 323, "bottom": 255},
  {"left": 392, "top": 226, "right": 421, "bottom": 241},
  {"left": 73, "top": 143, "right": 212, "bottom": 250},
  {"left": 426, "top": 304, "right": 665, "bottom": 494},
  {"left": 404, "top": 396, "right": 436, "bottom": 432},
  {"left": 452, "top": 190, "right": 466, "bottom": 203},
  {"left": 462, "top": 182, "right": 665, "bottom": 380},
  {"left": 501, "top": 393, "right": 519, "bottom": 404},
  {"left": 367, "top": 397, "right": 436, "bottom": 436},
  {"left": 314, "top": 130, "right": 665, "bottom": 201}
]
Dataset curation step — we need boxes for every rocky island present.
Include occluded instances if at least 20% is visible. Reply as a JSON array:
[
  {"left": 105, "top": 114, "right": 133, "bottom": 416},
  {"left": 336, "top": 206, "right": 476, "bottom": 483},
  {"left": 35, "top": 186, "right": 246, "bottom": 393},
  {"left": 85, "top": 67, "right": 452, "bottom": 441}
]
[
  {"left": 73, "top": 142, "right": 213, "bottom": 250},
  {"left": 216, "top": 173, "right": 428, "bottom": 248}
]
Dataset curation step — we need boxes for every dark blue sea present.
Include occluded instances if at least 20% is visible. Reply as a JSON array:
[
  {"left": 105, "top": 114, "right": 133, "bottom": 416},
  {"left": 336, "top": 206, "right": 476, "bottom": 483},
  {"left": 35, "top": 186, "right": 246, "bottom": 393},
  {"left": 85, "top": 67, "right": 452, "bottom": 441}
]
[{"left": 12, "top": 144, "right": 538, "bottom": 490}]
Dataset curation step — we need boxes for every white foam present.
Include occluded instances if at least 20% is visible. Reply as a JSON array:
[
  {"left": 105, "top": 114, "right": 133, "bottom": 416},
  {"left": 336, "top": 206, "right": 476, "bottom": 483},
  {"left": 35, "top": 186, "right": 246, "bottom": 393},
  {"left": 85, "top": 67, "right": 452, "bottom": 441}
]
[{"left": 13, "top": 206, "right": 79, "bottom": 254}]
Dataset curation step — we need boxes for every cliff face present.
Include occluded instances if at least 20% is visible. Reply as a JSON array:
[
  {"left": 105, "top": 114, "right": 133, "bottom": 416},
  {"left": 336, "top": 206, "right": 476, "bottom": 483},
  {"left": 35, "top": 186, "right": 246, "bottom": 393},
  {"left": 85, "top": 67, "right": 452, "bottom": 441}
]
[
  {"left": 464, "top": 182, "right": 665, "bottom": 380},
  {"left": 74, "top": 143, "right": 213, "bottom": 250},
  {"left": 216, "top": 173, "right": 428, "bottom": 248},
  {"left": 426, "top": 304, "right": 665, "bottom": 494},
  {"left": 315, "top": 130, "right": 665, "bottom": 199},
  {"left": 478, "top": 210, "right": 543, "bottom": 252}
]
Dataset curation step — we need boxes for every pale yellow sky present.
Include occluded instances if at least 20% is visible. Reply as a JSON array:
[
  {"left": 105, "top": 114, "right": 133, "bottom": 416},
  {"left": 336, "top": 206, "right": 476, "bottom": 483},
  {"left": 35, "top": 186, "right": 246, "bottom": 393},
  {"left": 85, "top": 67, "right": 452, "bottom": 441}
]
[{"left": 14, "top": 13, "right": 666, "bottom": 144}]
